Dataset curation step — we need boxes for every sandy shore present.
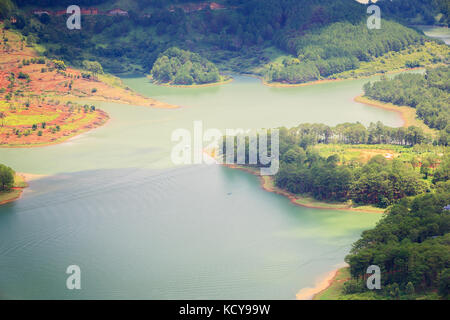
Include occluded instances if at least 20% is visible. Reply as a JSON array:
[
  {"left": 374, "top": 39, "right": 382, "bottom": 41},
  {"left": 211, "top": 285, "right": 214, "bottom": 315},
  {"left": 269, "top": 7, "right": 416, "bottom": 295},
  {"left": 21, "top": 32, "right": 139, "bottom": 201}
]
[
  {"left": 354, "top": 95, "right": 411, "bottom": 127},
  {"left": 224, "top": 164, "right": 384, "bottom": 214},
  {"left": 19, "top": 172, "right": 47, "bottom": 181},
  {"left": 296, "top": 267, "right": 343, "bottom": 300},
  {"left": 354, "top": 95, "right": 436, "bottom": 136}
]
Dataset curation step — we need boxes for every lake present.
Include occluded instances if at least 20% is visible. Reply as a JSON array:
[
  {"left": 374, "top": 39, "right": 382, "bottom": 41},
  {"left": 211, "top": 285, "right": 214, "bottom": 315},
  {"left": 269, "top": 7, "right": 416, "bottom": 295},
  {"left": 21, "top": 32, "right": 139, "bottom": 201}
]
[
  {"left": 416, "top": 25, "right": 450, "bottom": 45},
  {"left": 0, "top": 75, "right": 398, "bottom": 299}
]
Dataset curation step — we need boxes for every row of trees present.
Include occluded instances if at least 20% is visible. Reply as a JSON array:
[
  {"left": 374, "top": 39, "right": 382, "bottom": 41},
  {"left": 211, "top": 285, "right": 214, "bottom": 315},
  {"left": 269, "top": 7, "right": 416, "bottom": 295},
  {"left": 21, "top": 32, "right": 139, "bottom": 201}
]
[
  {"left": 364, "top": 66, "right": 450, "bottom": 131},
  {"left": 150, "top": 47, "right": 220, "bottom": 85},
  {"left": 280, "top": 122, "right": 435, "bottom": 148}
]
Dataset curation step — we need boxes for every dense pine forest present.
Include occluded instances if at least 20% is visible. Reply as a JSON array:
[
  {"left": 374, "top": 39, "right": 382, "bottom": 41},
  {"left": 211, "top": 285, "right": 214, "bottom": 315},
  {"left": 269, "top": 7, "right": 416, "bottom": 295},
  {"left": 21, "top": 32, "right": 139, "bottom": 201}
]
[
  {"left": 343, "top": 190, "right": 450, "bottom": 299},
  {"left": 364, "top": 66, "right": 450, "bottom": 132},
  {"left": 266, "top": 20, "right": 427, "bottom": 83}
]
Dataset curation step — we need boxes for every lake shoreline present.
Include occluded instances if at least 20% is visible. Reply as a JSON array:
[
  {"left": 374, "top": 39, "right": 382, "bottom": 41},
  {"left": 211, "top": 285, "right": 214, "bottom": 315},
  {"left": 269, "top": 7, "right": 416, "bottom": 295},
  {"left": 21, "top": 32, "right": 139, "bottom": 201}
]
[
  {"left": 354, "top": 95, "right": 437, "bottom": 136},
  {"left": 0, "top": 111, "right": 111, "bottom": 149},
  {"left": 0, "top": 173, "right": 47, "bottom": 206},
  {"left": 0, "top": 174, "right": 27, "bottom": 206},
  {"left": 147, "top": 75, "right": 233, "bottom": 88},
  {"left": 312, "top": 267, "right": 350, "bottom": 300},
  {"left": 354, "top": 95, "right": 411, "bottom": 127},
  {"left": 296, "top": 267, "right": 344, "bottom": 300},
  {"left": 224, "top": 164, "right": 384, "bottom": 214},
  {"left": 257, "top": 67, "right": 425, "bottom": 88}
]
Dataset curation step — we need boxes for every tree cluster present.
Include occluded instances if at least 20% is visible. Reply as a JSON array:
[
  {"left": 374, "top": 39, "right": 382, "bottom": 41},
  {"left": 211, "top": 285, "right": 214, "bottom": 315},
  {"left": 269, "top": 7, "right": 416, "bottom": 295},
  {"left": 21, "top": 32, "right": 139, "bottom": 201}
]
[
  {"left": 345, "top": 189, "right": 450, "bottom": 299},
  {"left": 364, "top": 66, "right": 450, "bottom": 132},
  {"left": 151, "top": 47, "right": 220, "bottom": 85},
  {"left": 275, "top": 149, "right": 426, "bottom": 207}
]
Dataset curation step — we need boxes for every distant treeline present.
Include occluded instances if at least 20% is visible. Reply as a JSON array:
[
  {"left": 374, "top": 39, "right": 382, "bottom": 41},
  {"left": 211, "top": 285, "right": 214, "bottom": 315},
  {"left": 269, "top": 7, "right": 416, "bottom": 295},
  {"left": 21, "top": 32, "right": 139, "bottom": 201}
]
[
  {"left": 266, "top": 21, "right": 428, "bottom": 84},
  {"left": 364, "top": 66, "right": 450, "bottom": 133},
  {"left": 0, "top": 0, "right": 400, "bottom": 74},
  {"left": 282, "top": 122, "right": 435, "bottom": 147},
  {"left": 378, "top": 0, "right": 449, "bottom": 26}
]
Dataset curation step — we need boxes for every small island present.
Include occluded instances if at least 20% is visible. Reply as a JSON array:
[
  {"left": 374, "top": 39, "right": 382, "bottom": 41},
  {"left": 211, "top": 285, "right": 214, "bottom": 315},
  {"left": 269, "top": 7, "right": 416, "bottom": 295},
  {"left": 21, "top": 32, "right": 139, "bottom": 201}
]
[{"left": 149, "top": 47, "right": 230, "bottom": 87}]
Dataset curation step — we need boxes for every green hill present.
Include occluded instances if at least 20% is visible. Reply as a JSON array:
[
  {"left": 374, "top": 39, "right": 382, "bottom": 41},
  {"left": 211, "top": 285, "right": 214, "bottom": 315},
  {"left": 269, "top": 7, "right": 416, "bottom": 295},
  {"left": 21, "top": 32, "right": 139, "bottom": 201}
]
[{"left": 150, "top": 47, "right": 221, "bottom": 85}]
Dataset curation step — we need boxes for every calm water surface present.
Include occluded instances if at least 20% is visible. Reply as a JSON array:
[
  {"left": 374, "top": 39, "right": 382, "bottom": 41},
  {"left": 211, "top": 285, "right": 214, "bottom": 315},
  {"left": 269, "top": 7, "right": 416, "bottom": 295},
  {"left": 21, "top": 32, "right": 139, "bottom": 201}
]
[
  {"left": 417, "top": 25, "right": 450, "bottom": 45},
  {"left": 0, "top": 75, "right": 395, "bottom": 299}
]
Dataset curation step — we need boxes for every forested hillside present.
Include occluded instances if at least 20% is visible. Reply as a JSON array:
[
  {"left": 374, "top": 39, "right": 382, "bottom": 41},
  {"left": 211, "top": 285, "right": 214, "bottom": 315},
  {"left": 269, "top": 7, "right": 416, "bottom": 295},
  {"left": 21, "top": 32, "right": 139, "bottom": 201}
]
[
  {"left": 2, "top": 0, "right": 447, "bottom": 78},
  {"left": 343, "top": 189, "right": 450, "bottom": 299},
  {"left": 364, "top": 66, "right": 450, "bottom": 132},
  {"left": 265, "top": 20, "right": 432, "bottom": 83}
]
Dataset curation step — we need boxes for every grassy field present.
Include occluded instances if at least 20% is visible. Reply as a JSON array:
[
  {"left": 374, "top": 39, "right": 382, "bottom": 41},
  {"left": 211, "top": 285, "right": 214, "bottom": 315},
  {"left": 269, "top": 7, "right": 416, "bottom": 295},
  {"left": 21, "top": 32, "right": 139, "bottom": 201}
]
[
  {"left": 314, "top": 143, "right": 447, "bottom": 189},
  {"left": 314, "top": 143, "right": 447, "bottom": 165},
  {"left": 13, "top": 174, "right": 27, "bottom": 188}
]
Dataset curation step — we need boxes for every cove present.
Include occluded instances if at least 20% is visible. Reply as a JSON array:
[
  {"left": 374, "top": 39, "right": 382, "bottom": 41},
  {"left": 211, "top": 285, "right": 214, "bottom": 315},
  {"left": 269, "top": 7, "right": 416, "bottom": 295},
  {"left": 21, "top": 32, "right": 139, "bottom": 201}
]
[{"left": 0, "top": 74, "right": 400, "bottom": 299}]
